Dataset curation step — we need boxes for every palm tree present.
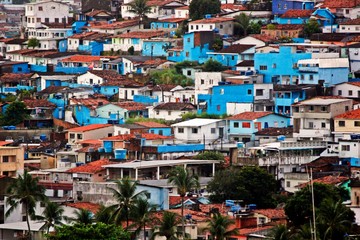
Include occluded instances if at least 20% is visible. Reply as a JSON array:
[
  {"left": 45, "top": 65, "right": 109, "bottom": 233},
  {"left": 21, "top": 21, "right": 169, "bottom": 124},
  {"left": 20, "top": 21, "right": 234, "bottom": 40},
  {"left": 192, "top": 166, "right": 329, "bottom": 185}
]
[
  {"left": 94, "top": 205, "right": 114, "bottom": 224},
  {"left": 293, "top": 224, "right": 313, "bottom": 240},
  {"left": 235, "top": 13, "right": 251, "bottom": 36},
  {"left": 6, "top": 171, "right": 47, "bottom": 240},
  {"left": 205, "top": 213, "right": 238, "bottom": 240},
  {"left": 35, "top": 201, "right": 64, "bottom": 234},
  {"left": 67, "top": 208, "right": 94, "bottom": 225},
  {"left": 128, "top": 0, "right": 152, "bottom": 28},
  {"left": 130, "top": 198, "right": 157, "bottom": 240},
  {"left": 107, "top": 177, "right": 147, "bottom": 227},
  {"left": 268, "top": 224, "right": 293, "bottom": 240},
  {"left": 151, "top": 211, "right": 182, "bottom": 240},
  {"left": 168, "top": 166, "right": 199, "bottom": 237}
]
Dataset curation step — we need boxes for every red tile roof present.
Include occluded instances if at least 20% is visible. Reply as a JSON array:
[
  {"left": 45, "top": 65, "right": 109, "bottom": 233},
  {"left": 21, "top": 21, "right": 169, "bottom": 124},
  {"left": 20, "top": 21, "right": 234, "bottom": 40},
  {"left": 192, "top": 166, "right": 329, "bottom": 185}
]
[
  {"left": 135, "top": 121, "right": 170, "bottom": 128},
  {"left": 249, "top": 34, "right": 276, "bottom": 43},
  {"left": 262, "top": 24, "right": 303, "bottom": 30},
  {"left": 281, "top": 9, "right": 313, "bottom": 18},
  {"left": 0, "top": 73, "right": 32, "bottom": 83},
  {"left": 335, "top": 108, "right": 360, "bottom": 119},
  {"left": 176, "top": 5, "right": 189, "bottom": 10},
  {"left": 190, "top": 17, "right": 234, "bottom": 24},
  {"left": 71, "top": 98, "right": 109, "bottom": 109},
  {"left": 237, "top": 226, "right": 273, "bottom": 235},
  {"left": 157, "top": 18, "right": 187, "bottom": 23},
  {"left": 254, "top": 208, "right": 286, "bottom": 219},
  {"left": 0, "top": 141, "right": 12, "bottom": 146},
  {"left": 68, "top": 124, "right": 112, "bottom": 133},
  {"left": 88, "top": 70, "right": 124, "bottom": 81},
  {"left": 23, "top": 99, "right": 56, "bottom": 109},
  {"left": 88, "top": 19, "right": 139, "bottom": 30},
  {"left": 66, "top": 202, "right": 101, "bottom": 214},
  {"left": 153, "top": 102, "right": 196, "bottom": 111},
  {"left": 67, "top": 159, "right": 116, "bottom": 174},
  {"left": 349, "top": 82, "right": 360, "bottom": 87},
  {"left": 227, "top": 111, "right": 273, "bottom": 120},
  {"left": 146, "top": 0, "right": 182, "bottom": 6},
  {"left": 297, "top": 175, "right": 349, "bottom": 189},
  {"left": 322, "top": 0, "right": 359, "bottom": 8},
  {"left": 221, "top": 4, "right": 246, "bottom": 10},
  {"left": 85, "top": 9, "right": 111, "bottom": 17},
  {"left": 218, "top": 44, "right": 255, "bottom": 53},
  {"left": 61, "top": 55, "right": 108, "bottom": 63},
  {"left": 102, "top": 133, "right": 172, "bottom": 141},
  {"left": 340, "top": 18, "right": 360, "bottom": 25},
  {"left": 114, "top": 101, "right": 147, "bottom": 111},
  {"left": 115, "top": 30, "right": 166, "bottom": 39}
]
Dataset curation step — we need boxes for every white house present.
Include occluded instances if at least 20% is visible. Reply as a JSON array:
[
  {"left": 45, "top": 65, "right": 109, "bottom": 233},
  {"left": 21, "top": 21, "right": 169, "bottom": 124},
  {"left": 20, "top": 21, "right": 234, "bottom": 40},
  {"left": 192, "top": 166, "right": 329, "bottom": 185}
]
[
  {"left": 188, "top": 17, "right": 234, "bottom": 36},
  {"left": 194, "top": 72, "right": 222, "bottom": 103},
  {"left": 339, "top": 18, "right": 360, "bottom": 33},
  {"left": 333, "top": 82, "right": 360, "bottom": 99},
  {"left": 25, "top": 0, "right": 71, "bottom": 29},
  {"left": 148, "top": 102, "right": 197, "bottom": 121},
  {"left": 77, "top": 70, "right": 123, "bottom": 86},
  {"left": 232, "top": 34, "right": 275, "bottom": 48},
  {"left": 118, "top": 83, "right": 144, "bottom": 100},
  {"left": 67, "top": 124, "right": 114, "bottom": 145},
  {"left": 175, "top": 5, "right": 189, "bottom": 18},
  {"left": 171, "top": 118, "right": 226, "bottom": 144}
]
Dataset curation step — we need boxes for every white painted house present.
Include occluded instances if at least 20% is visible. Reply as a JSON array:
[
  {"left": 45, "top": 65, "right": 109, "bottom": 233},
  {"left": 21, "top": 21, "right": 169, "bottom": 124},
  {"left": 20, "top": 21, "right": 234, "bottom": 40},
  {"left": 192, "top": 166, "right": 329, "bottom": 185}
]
[
  {"left": 67, "top": 124, "right": 114, "bottom": 145},
  {"left": 333, "top": 82, "right": 360, "bottom": 99},
  {"left": 194, "top": 72, "right": 222, "bottom": 103},
  {"left": 171, "top": 118, "right": 226, "bottom": 144},
  {"left": 339, "top": 18, "right": 360, "bottom": 33},
  {"left": 148, "top": 102, "right": 197, "bottom": 121},
  {"left": 188, "top": 17, "right": 234, "bottom": 36}
]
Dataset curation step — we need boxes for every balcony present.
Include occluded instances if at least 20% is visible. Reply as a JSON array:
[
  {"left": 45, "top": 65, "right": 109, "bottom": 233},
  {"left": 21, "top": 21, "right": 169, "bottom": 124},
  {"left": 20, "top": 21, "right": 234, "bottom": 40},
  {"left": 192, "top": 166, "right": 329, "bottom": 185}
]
[
  {"left": 298, "top": 66, "right": 319, "bottom": 73},
  {"left": 280, "top": 140, "right": 327, "bottom": 149}
]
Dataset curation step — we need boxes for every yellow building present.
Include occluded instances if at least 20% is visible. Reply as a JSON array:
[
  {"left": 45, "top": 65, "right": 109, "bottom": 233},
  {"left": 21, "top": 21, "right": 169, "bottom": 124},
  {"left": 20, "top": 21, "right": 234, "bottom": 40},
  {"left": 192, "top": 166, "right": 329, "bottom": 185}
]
[
  {"left": 0, "top": 147, "right": 24, "bottom": 177},
  {"left": 334, "top": 108, "right": 360, "bottom": 141}
]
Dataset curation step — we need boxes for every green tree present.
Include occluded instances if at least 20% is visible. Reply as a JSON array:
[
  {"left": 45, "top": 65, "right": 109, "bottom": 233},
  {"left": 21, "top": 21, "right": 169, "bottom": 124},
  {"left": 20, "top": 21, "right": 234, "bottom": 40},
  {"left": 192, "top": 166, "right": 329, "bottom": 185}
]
[
  {"left": 107, "top": 178, "right": 147, "bottom": 227},
  {"left": 235, "top": 13, "right": 251, "bottom": 36},
  {"left": 28, "top": 38, "right": 39, "bottom": 49},
  {"left": 317, "top": 199, "right": 354, "bottom": 240},
  {"left": 128, "top": 0, "right": 152, "bottom": 28},
  {"left": 128, "top": 46, "right": 135, "bottom": 55},
  {"left": 285, "top": 183, "right": 347, "bottom": 227},
  {"left": 48, "top": 223, "right": 130, "bottom": 240},
  {"left": 205, "top": 213, "right": 238, "bottom": 240},
  {"left": 151, "top": 211, "right": 182, "bottom": 240},
  {"left": 130, "top": 198, "right": 157, "bottom": 240},
  {"left": 67, "top": 208, "right": 94, "bottom": 225},
  {"left": 168, "top": 166, "right": 199, "bottom": 236},
  {"left": 174, "top": 60, "right": 199, "bottom": 74},
  {"left": 6, "top": 171, "right": 47, "bottom": 240},
  {"left": 211, "top": 37, "right": 223, "bottom": 51},
  {"left": 207, "top": 167, "right": 277, "bottom": 208},
  {"left": 193, "top": 151, "right": 224, "bottom": 160},
  {"left": 266, "top": 23, "right": 276, "bottom": 30},
  {"left": 268, "top": 224, "right": 293, "bottom": 240},
  {"left": 95, "top": 205, "right": 114, "bottom": 224},
  {"left": 189, "top": 0, "right": 221, "bottom": 20},
  {"left": 303, "top": 19, "right": 321, "bottom": 38},
  {"left": 35, "top": 201, "right": 64, "bottom": 234},
  {"left": 2, "top": 101, "right": 29, "bottom": 126},
  {"left": 202, "top": 59, "right": 226, "bottom": 72},
  {"left": 150, "top": 69, "right": 193, "bottom": 86}
]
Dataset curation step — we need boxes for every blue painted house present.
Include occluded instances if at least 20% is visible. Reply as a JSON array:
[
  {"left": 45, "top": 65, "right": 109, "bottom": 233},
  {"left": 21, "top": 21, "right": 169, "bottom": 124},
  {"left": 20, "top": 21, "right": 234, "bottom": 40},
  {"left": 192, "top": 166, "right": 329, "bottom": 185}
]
[
  {"left": 274, "top": 9, "right": 313, "bottom": 24},
  {"left": 198, "top": 84, "right": 254, "bottom": 115},
  {"left": 227, "top": 111, "right": 290, "bottom": 142},
  {"left": 272, "top": 0, "right": 314, "bottom": 15},
  {"left": 151, "top": 18, "right": 186, "bottom": 30},
  {"left": 135, "top": 121, "right": 172, "bottom": 136},
  {"left": 67, "top": 32, "right": 112, "bottom": 56},
  {"left": 206, "top": 44, "right": 256, "bottom": 68},
  {"left": 254, "top": 46, "right": 311, "bottom": 84},
  {"left": 0, "top": 61, "right": 30, "bottom": 74},
  {"left": 167, "top": 31, "right": 214, "bottom": 63},
  {"left": 142, "top": 39, "right": 177, "bottom": 57},
  {"left": 311, "top": 8, "right": 336, "bottom": 27}
]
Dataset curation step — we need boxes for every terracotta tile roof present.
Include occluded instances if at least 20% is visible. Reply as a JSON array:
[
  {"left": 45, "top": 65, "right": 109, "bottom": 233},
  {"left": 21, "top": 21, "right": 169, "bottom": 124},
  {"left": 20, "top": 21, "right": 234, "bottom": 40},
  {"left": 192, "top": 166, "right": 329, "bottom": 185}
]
[
  {"left": 150, "top": 84, "right": 178, "bottom": 91},
  {"left": 76, "top": 144, "right": 102, "bottom": 153},
  {"left": 115, "top": 30, "right": 166, "bottom": 39},
  {"left": 281, "top": 9, "right": 313, "bottom": 18},
  {"left": 168, "top": 208, "right": 210, "bottom": 221},
  {"left": 68, "top": 124, "right": 112, "bottom": 133},
  {"left": 349, "top": 81, "right": 360, "bottom": 87},
  {"left": 0, "top": 38, "right": 27, "bottom": 44},
  {"left": 88, "top": 70, "right": 124, "bottom": 81},
  {"left": 37, "top": 86, "right": 68, "bottom": 95},
  {"left": 156, "top": 18, "right": 187, "bottom": 23},
  {"left": 23, "top": 99, "right": 56, "bottom": 109},
  {"left": 0, "top": 141, "right": 12, "bottom": 146},
  {"left": 262, "top": 24, "right": 303, "bottom": 30},
  {"left": 297, "top": 175, "right": 349, "bottom": 189},
  {"left": 146, "top": 0, "right": 182, "bottom": 6},
  {"left": 102, "top": 133, "right": 172, "bottom": 141},
  {"left": 88, "top": 19, "right": 139, "bottom": 30},
  {"left": 227, "top": 111, "right": 273, "bottom": 120},
  {"left": 221, "top": 4, "right": 246, "bottom": 10},
  {"left": 38, "top": 182, "right": 73, "bottom": 191},
  {"left": 153, "top": 102, "right": 196, "bottom": 111},
  {"left": 248, "top": 34, "right": 276, "bottom": 43},
  {"left": 66, "top": 202, "right": 101, "bottom": 214},
  {"left": 305, "top": 156, "right": 340, "bottom": 168},
  {"left": 340, "top": 18, "right": 360, "bottom": 25},
  {"left": 41, "top": 22, "right": 72, "bottom": 28},
  {"left": 135, "top": 121, "right": 170, "bottom": 128},
  {"left": 67, "top": 159, "right": 116, "bottom": 173},
  {"left": 71, "top": 98, "right": 109, "bottom": 109},
  {"left": 139, "top": 59, "right": 168, "bottom": 67},
  {"left": 321, "top": 0, "right": 359, "bottom": 8},
  {"left": 69, "top": 31, "right": 111, "bottom": 40},
  {"left": 310, "top": 33, "right": 348, "bottom": 42},
  {"left": 254, "top": 209, "right": 286, "bottom": 219},
  {"left": 61, "top": 55, "right": 103, "bottom": 63},
  {"left": 114, "top": 101, "right": 147, "bottom": 111},
  {"left": 255, "top": 127, "right": 293, "bottom": 136},
  {"left": 237, "top": 225, "right": 273, "bottom": 235},
  {"left": 190, "top": 17, "right": 234, "bottom": 24},
  {"left": 335, "top": 108, "right": 360, "bottom": 119},
  {"left": 0, "top": 73, "right": 32, "bottom": 83},
  {"left": 79, "top": 139, "right": 103, "bottom": 145},
  {"left": 85, "top": 9, "right": 111, "bottom": 17},
  {"left": 218, "top": 44, "right": 255, "bottom": 54},
  {"left": 222, "top": 70, "right": 240, "bottom": 75},
  {"left": 176, "top": 5, "right": 189, "bottom": 10},
  {"left": 236, "top": 60, "right": 254, "bottom": 67}
]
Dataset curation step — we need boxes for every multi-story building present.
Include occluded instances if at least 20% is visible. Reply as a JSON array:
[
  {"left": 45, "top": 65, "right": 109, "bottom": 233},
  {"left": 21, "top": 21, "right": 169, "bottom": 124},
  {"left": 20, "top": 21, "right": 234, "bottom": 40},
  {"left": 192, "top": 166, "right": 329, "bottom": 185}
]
[{"left": 0, "top": 146, "right": 24, "bottom": 177}]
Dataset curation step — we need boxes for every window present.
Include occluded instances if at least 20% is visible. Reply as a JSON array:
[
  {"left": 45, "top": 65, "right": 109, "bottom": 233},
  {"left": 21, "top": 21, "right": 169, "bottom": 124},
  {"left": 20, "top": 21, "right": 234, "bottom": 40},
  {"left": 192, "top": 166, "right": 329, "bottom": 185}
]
[
  {"left": 242, "top": 122, "right": 251, "bottom": 128},
  {"left": 220, "top": 88, "right": 224, "bottom": 95},
  {"left": 256, "top": 89, "right": 264, "bottom": 96},
  {"left": 220, "top": 24, "right": 223, "bottom": 29},
  {"left": 355, "top": 121, "right": 360, "bottom": 127},
  {"left": 178, "top": 128, "right": 184, "bottom": 133},
  {"left": 37, "top": 18, "right": 41, "bottom": 22},
  {"left": 187, "top": 70, "right": 191, "bottom": 76},
  {"left": 185, "top": 52, "right": 189, "bottom": 57},
  {"left": 168, "top": 111, "right": 171, "bottom": 115},
  {"left": 259, "top": 65, "right": 267, "bottom": 70},
  {"left": 77, "top": 134, "right": 83, "bottom": 139},
  {"left": 247, "top": 89, "right": 252, "bottom": 95},
  {"left": 309, "top": 106, "right": 314, "bottom": 112},
  {"left": 234, "top": 122, "right": 239, "bottom": 128},
  {"left": 349, "top": 90, "right": 353, "bottom": 96},
  {"left": 187, "top": 37, "right": 190, "bottom": 43},
  {"left": 339, "top": 121, "right": 345, "bottom": 127},
  {"left": 211, "top": 128, "right": 216, "bottom": 134},
  {"left": 321, "top": 106, "right": 327, "bottom": 112},
  {"left": 201, "top": 79, "right": 204, "bottom": 84},
  {"left": 192, "top": 128, "right": 198, "bottom": 134},
  {"left": 54, "top": 18, "right": 59, "bottom": 23},
  {"left": 308, "top": 122, "right": 314, "bottom": 129},
  {"left": 217, "top": 105, "right": 220, "bottom": 111},
  {"left": 321, "top": 122, "right": 326, "bottom": 128},
  {"left": 309, "top": 75, "right": 314, "bottom": 81},
  {"left": 156, "top": 111, "right": 159, "bottom": 115},
  {"left": 338, "top": 90, "right": 342, "bottom": 95},
  {"left": 38, "top": 6, "right": 43, "bottom": 11},
  {"left": 159, "top": 130, "right": 163, "bottom": 135},
  {"left": 342, "top": 145, "right": 350, "bottom": 151},
  {"left": 70, "top": 133, "right": 75, "bottom": 139},
  {"left": 272, "top": 63, "right": 276, "bottom": 68},
  {"left": 2, "top": 156, "right": 9, "bottom": 163},
  {"left": 286, "top": 181, "right": 290, "bottom": 188}
]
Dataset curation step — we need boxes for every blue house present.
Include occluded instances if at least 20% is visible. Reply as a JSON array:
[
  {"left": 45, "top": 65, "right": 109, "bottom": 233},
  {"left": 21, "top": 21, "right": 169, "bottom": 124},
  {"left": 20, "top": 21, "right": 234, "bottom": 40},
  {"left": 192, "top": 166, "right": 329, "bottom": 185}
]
[
  {"left": 272, "top": 0, "right": 314, "bottom": 15},
  {"left": 206, "top": 44, "right": 256, "bottom": 68},
  {"left": 0, "top": 61, "right": 30, "bottom": 74},
  {"left": 151, "top": 18, "right": 186, "bottom": 30},
  {"left": 198, "top": 84, "right": 254, "bottom": 115},
  {"left": 67, "top": 32, "right": 112, "bottom": 56},
  {"left": 135, "top": 121, "right": 172, "bottom": 136},
  {"left": 142, "top": 39, "right": 176, "bottom": 57},
  {"left": 254, "top": 46, "right": 311, "bottom": 84},
  {"left": 311, "top": 8, "right": 336, "bottom": 27},
  {"left": 227, "top": 111, "right": 290, "bottom": 142},
  {"left": 167, "top": 31, "right": 214, "bottom": 63},
  {"left": 274, "top": 9, "right": 313, "bottom": 24}
]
